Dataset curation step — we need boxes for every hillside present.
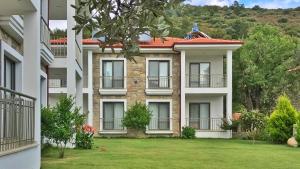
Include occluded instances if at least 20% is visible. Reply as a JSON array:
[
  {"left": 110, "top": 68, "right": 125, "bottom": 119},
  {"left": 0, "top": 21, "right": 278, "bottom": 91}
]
[{"left": 168, "top": 5, "right": 300, "bottom": 39}]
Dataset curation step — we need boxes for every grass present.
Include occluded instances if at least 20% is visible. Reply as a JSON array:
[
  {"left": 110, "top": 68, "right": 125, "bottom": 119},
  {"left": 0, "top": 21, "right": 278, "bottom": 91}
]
[{"left": 42, "top": 138, "right": 300, "bottom": 169}]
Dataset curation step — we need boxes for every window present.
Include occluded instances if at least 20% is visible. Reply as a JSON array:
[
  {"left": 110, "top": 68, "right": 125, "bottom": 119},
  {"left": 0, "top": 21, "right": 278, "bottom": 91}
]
[
  {"left": 189, "top": 63, "right": 210, "bottom": 87},
  {"left": 4, "top": 56, "right": 16, "bottom": 90},
  {"left": 102, "top": 60, "right": 124, "bottom": 89},
  {"left": 148, "top": 102, "right": 170, "bottom": 130},
  {"left": 103, "top": 102, "right": 124, "bottom": 130},
  {"left": 148, "top": 60, "right": 170, "bottom": 88},
  {"left": 189, "top": 103, "right": 210, "bottom": 130}
]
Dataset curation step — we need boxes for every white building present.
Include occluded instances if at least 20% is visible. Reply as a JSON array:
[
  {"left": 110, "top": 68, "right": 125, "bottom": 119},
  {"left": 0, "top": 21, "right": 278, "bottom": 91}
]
[
  {"left": 50, "top": 33, "right": 242, "bottom": 138},
  {"left": 0, "top": 0, "right": 82, "bottom": 169}
]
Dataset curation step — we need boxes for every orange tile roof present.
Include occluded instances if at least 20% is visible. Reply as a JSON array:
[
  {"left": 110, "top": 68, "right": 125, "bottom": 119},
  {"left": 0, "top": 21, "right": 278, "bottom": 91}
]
[{"left": 50, "top": 37, "right": 243, "bottom": 48}]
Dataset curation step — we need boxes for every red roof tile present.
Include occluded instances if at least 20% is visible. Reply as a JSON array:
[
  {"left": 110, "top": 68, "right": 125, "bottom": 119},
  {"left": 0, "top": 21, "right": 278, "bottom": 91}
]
[{"left": 50, "top": 37, "right": 243, "bottom": 48}]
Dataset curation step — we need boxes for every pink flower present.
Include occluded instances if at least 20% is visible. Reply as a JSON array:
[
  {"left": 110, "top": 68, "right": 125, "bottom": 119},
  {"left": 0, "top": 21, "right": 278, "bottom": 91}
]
[{"left": 82, "top": 124, "right": 96, "bottom": 134}]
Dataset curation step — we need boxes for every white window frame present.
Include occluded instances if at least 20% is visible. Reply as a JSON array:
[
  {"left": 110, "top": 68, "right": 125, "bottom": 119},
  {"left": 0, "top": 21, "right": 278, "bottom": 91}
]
[
  {"left": 99, "top": 57, "right": 127, "bottom": 95},
  {"left": 146, "top": 99, "right": 173, "bottom": 134},
  {"left": 99, "top": 99, "right": 127, "bottom": 134},
  {"left": 0, "top": 40, "right": 23, "bottom": 92},
  {"left": 145, "top": 57, "right": 173, "bottom": 95}
]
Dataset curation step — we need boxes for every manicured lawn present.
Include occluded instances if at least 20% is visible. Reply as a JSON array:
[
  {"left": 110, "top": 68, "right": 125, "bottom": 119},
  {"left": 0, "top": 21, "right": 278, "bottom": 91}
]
[{"left": 42, "top": 138, "right": 300, "bottom": 169}]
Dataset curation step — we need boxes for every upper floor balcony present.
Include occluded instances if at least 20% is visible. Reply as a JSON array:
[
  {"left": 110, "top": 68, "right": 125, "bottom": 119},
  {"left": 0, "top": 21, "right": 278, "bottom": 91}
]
[
  {"left": 50, "top": 35, "right": 82, "bottom": 69},
  {"left": 182, "top": 50, "right": 231, "bottom": 94},
  {"left": 40, "top": 17, "right": 55, "bottom": 65}
]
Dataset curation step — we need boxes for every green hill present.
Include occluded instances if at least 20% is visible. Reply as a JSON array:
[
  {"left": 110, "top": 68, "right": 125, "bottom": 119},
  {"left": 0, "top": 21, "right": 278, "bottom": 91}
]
[{"left": 168, "top": 5, "right": 300, "bottom": 39}]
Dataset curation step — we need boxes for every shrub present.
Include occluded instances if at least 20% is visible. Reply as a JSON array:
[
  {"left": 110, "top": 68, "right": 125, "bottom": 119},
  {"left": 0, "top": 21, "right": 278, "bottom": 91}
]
[
  {"left": 182, "top": 126, "right": 196, "bottom": 139},
  {"left": 296, "top": 124, "right": 300, "bottom": 143},
  {"left": 76, "top": 124, "right": 95, "bottom": 149},
  {"left": 41, "top": 95, "right": 85, "bottom": 158},
  {"left": 267, "top": 95, "right": 298, "bottom": 144},
  {"left": 277, "top": 18, "right": 288, "bottom": 23},
  {"left": 296, "top": 116, "right": 300, "bottom": 143},
  {"left": 240, "top": 110, "right": 266, "bottom": 131},
  {"left": 221, "top": 119, "right": 240, "bottom": 132},
  {"left": 122, "top": 102, "right": 151, "bottom": 130},
  {"left": 240, "top": 110, "right": 267, "bottom": 141}
]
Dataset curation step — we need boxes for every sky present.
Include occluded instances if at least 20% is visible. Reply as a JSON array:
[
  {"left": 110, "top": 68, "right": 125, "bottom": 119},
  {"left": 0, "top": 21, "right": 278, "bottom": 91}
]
[
  {"left": 49, "top": 0, "right": 300, "bottom": 30},
  {"left": 186, "top": 0, "right": 300, "bottom": 9}
]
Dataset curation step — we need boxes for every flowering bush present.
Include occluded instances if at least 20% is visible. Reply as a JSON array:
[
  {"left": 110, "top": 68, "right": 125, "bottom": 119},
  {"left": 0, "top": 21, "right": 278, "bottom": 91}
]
[{"left": 75, "top": 124, "right": 95, "bottom": 149}]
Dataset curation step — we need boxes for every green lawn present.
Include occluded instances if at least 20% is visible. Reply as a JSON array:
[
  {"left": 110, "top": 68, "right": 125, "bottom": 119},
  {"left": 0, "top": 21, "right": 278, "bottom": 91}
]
[{"left": 42, "top": 138, "right": 300, "bottom": 169}]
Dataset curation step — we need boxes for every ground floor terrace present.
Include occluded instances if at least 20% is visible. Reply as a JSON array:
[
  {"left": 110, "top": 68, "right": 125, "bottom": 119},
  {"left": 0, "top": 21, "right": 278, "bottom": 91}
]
[
  {"left": 93, "top": 94, "right": 229, "bottom": 138},
  {"left": 41, "top": 138, "right": 300, "bottom": 169}
]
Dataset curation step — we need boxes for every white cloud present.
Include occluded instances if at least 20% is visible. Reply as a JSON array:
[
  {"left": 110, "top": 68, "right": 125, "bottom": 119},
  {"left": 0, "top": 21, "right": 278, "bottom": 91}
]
[
  {"left": 248, "top": 0, "right": 300, "bottom": 9},
  {"left": 49, "top": 20, "right": 67, "bottom": 30},
  {"left": 185, "top": 0, "right": 236, "bottom": 6}
]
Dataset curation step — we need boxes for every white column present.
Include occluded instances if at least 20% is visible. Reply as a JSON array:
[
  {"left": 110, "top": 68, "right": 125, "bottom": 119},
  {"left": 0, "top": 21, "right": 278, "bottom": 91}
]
[
  {"left": 226, "top": 50, "right": 233, "bottom": 122},
  {"left": 180, "top": 50, "right": 186, "bottom": 129},
  {"left": 76, "top": 74, "right": 83, "bottom": 113},
  {"left": 23, "top": 3, "right": 41, "bottom": 168},
  {"left": 67, "top": 0, "right": 76, "bottom": 96},
  {"left": 87, "top": 50, "right": 93, "bottom": 125},
  {"left": 40, "top": 76, "right": 47, "bottom": 107}
]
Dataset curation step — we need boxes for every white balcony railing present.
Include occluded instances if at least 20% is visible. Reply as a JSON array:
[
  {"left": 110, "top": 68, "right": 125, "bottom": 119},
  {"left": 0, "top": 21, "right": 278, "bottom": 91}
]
[
  {"left": 50, "top": 35, "right": 67, "bottom": 58},
  {"left": 49, "top": 79, "right": 67, "bottom": 88},
  {"left": 40, "top": 17, "right": 51, "bottom": 51}
]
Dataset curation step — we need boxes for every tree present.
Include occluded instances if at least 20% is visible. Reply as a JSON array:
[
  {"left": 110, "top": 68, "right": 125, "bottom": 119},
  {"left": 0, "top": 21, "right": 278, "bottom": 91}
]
[
  {"left": 72, "top": 0, "right": 183, "bottom": 61},
  {"left": 230, "top": 1, "right": 245, "bottom": 15},
  {"left": 122, "top": 102, "right": 151, "bottom": 130},
  {"left": 233, "top": 25, "right": 298, "bottom": 112},
  {"left": 41, "top": 95, "right": 85, "bottom": 158},
  {"left": 267, "top": 95, "right": 298, "bottom": 143}
]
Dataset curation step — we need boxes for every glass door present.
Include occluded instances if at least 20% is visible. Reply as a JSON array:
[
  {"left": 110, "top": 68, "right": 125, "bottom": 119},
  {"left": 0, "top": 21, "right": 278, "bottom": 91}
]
[
  {"left": 189, "top": 103, "right": 210, "bottom": 130},
  {"left": 189, "top": 63, "right": 210, "bottom": 87}
]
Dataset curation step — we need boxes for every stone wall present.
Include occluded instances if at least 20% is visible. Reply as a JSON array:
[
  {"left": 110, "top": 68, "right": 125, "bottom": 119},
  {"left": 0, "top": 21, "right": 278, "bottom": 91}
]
[
  {"left": 92, "top": 53, "right": 181, "bottom": 136},
  {"left": 0, "top": 27, "right": 23, "bottom": 54}
]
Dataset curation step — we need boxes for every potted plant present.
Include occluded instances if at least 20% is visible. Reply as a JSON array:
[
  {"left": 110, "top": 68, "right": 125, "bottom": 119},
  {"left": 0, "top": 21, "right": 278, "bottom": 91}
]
[{"left": 122, "top": 102, "right": 151, "bottom": 138}]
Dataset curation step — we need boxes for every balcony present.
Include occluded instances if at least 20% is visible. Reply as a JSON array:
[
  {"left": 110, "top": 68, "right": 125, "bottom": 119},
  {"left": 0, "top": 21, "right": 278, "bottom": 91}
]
[
  {"left": 145, "top": 76, "right": 173, "bottom": 95},
  {"left": 99, "top": 76, "right": 127, "bottom": 95},
  {"left": 0, "top": 87, "right": 35, "bottom": 153},
  {"left": 40, "top": 17, "right": 55, "bottom": 65},
  {"left": 186, "top": 118, "right": 225, "bottom": 131},
  {"left": 50, "top": 35, "right": 67, "bottom": 58}
]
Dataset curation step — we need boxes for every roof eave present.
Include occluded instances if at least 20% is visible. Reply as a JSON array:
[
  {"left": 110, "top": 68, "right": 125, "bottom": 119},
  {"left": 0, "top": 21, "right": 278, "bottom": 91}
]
[{"left": 174, "top": 44, "right": 243, "bottom": 50}]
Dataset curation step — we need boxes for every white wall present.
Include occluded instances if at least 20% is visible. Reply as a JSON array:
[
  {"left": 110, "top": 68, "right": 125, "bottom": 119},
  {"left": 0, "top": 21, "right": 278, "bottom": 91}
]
[
  {"left": 185, "top": 50, "right": 224, "bottom": 76},
  {"left": 82, "top": 53, "right": 88, "bottom": 88},
  {"left": 0, "top": 146, "right": 39, "bottom": 169},
  {"left": 49, "top": 94, "right": 66, "bottom": 107}
]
